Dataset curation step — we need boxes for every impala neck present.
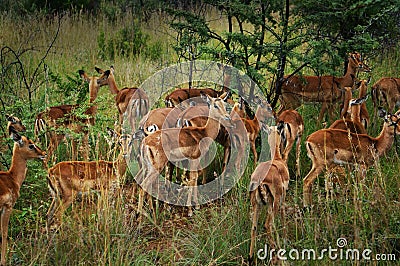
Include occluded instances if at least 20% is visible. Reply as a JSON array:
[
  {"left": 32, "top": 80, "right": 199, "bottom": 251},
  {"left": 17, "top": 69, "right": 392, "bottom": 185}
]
[
  {"left": 341, "top": 89, "right": 353, "bottom": 118},
  {"left": 89, "top": 80, "right": 101, "bottom": 103},
  {"left": 272, "top": 142, "right": 282, "bottom": 160},
  {"left": 8, "top": 146, "right": 28, "bottom": 190},
  {"left": 350, "top": 105, "right": 361, "bottom": 123},
  {"left": 358, "top": 82, "right": 368, "bottom": 98},
  {"left": 375, "top": 123, "right": 395, "bottom": 156},
  {"left": 107, "top": 75, "right": 120, "bottom": 94},
  {"left": 204, "top": 112, "right": 223, "bottom": 139},
  {"left": 254, "top": 107, "right": 262, "bottom": 130},
  {"left": 341, "top": 58, "right": 358, "bottom": 87}
]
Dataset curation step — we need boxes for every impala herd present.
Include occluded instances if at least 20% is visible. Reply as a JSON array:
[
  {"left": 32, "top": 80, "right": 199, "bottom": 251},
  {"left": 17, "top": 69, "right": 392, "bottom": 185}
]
[{"left": 1, "top": 52, "right": 400, "bottom": 265}]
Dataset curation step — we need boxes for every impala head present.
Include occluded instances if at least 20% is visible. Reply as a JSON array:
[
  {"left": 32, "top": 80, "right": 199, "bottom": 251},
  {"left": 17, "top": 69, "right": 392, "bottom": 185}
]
[
  {"left": 94, "top": 66, "right": 118, "bottom": 94},
  {"left": 262, "top": 123, "right": 286, "bottom": 159},
  {"left": 253, "top": 96, "right": 275, "bottom": 123},
  {"left": 10, "top": 128, "right": 46, "bottom": 160},
  {"left": 79, "top": 69, "right": 111, "bottom": 102},
  {"left": 119, "top": 133, "right": 133, "bottom": 158},
  {"left": 349, "top": 94, "right": 369, "bottom": 108},
  {"left": 349, "top": 52, "right": 371, "bottom": 73},
  {"left": 6, "top": 114, "right": 26, "bottom": 135},
  {"left": 378, "top": 108, "right": 400, "bottom": 133},
  {"left": 201, "top": 92, "right": 233, "bottom": 126}
]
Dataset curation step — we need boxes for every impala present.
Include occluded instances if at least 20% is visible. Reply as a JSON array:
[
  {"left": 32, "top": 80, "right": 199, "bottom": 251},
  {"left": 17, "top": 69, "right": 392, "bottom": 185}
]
[
  {"left": 0, "top": 129, "right": 46, "bottom": 265},
  {"left": 6, "top": 114, "right": 26, "bottom": 136},
  {"left": 329, "top": 86, "right": 367, "bottom": 134},
  {"left": 35, "top": 69, "right": 112, "bottom": 162},
  {"left": 95, "top": 66, "right": 149, "bottom": 130},
  {"left": 276, "top": 109, "right": 304, "bottom": 177},
  {"left": 164, "top": 87, "right": 228, "bottom": 107},
  {"left": 303, "top": 109, "right": 400, "bottom": 206},
  {"left": 248, "top": 123, "right": 290, "bottom": 264},
  {"left": 279, "top": 52, "right": 371, "bottom": 122},
  {"left": 371, "top": 77, "right": 400, "bottom": 113},
  {"left": 47, "top": 130, "right": 129, "bottom": 229},
  {"left": 173, "top": 93, "right": 234, "bottom": 183},
  {"left": 135, "top": 93, "right": 233, "bottom": 218},
  {"left": 352, "top": 78, "right": 371, "bottom": 129}
]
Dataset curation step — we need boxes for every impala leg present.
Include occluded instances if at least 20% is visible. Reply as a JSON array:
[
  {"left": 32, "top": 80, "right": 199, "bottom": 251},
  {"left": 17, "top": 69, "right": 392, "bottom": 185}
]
[
  {"left": 279, "top": 190, "right": 287, "bottom": 238},
  {"left": 303, "top": 165, "right": 323, "bottom": 207},
  {"left": 1, "top": 208, "right": 11, "bottom": 266},
  {"left": 222, "top": 142, "right": 230, "bottom": 172},
  {"left": 250, "top": 142, "right": 258, "bottom": 167},
  {"left": 327, "top": 103, "right": 336, "bottom": 123},
  {"left": 47, "top": 197, "right": 58, "bottom": 228},
  {"left": 295, "top": 137, "right": 302, "bottom": 178},
  {"left": 249, "top": 196, "right": 260, "bottom": 264},
  {"left": 187, "top": 171, "right": 198, "bottom": 217},
  {"left": 81, "top": 133, "right": 89, "bottom": 161},
  {"left": 71, "top": 139, "right": 78, "bottom": 161},
  {"left": 318, "top": 103, "right": 327, "bottom": 123},
  {"left": 55, "top": 194, "right": 73, "bottom": 228}
]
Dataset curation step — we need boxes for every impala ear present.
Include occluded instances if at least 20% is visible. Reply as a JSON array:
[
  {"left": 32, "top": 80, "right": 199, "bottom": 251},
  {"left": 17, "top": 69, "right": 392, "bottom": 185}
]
[
  {"left": 200, "top": 92, "right": 210, "bottom": 104},
  {"left": 79, "top": 70, "right": 90, "bottom": 83},
  {"left": 95, "top": 67, "right": 103, "bottom": 74},
  {"left": 6, "top": 114, "right": 16, "bottom": 123}
]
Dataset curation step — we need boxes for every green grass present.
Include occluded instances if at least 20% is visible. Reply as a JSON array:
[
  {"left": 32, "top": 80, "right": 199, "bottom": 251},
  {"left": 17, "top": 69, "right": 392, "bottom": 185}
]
[{"left": 0, "top": 8, "right": 399, "bottom": 266}]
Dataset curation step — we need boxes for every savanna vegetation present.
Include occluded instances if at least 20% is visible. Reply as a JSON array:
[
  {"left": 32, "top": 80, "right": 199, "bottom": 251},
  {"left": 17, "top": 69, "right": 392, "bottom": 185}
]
[{"left": 0, "top": 0, "right": 399, "bottom": 265}]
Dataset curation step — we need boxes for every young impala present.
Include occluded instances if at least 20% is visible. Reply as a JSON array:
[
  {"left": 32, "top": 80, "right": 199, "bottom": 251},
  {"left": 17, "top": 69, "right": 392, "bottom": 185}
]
[
  {"left": 276, "top": 109, "right": 304, "bottom": 177},
  {"left": 135, "top": 93, "right": 233, "bottom": 218},
  {"left": 279, "top": 52, "right": 371, "bottom": 122},
  {"left": 303, "top": 108, "right": 400, "bottom": 206},
  {"left": 0, "top": 129, "right": 46, "bottom": 265},
  {"left": 47, "top": 130, "right": 130, "bottom": 229},
  {"left": 248, "top": 123, "right": 290, "bottom": 264}
]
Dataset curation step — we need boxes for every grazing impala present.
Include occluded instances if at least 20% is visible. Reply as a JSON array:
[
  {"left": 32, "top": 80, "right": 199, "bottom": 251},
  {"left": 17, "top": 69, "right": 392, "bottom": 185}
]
[
  {"left": 279, "top": 52, "right": 371, "bottom": 122},
  {"left": 371, "top": 77, "right": 400, "bottom": 113},
  {"left": 303, "top": 108, "right": 400, "bottom": 206},
  {"left": 95, "top": 66, "right": 149, "bottom": 130},
  {"left": 135, "top": 93, "right": 233, "bottom": 218},
  {"left": 248, "top": 123, "right": 289, "bottom": 264},
  {"left": 47, "top": 130, "right": 129, "bottom": 229},
  {"left": 0, "top": 129, "right": 46, "bottom": 265},
  {"left": 276, "top": 109, "right": 304, "bottom": 177},
  {"left": 35, "top": 69, "right": 112, "bottom": 162}
]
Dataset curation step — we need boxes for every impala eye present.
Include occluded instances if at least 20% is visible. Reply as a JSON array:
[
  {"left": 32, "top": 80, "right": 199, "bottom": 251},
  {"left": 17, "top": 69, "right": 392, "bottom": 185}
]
[{"left": 29, "top": 144, "right": 35, "bottom": 150}]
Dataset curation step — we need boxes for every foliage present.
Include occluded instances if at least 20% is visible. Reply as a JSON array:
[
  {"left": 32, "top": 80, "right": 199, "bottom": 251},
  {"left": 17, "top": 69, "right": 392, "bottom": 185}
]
[
  {"left": 165, "top": 0, "right": 400, "bottom": 107},
  {"left": 294, "top": 0, "right": 400, "bottom": 52},
  {"left": 0, "top": 3, "right": 399, "bottom": 265}
]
